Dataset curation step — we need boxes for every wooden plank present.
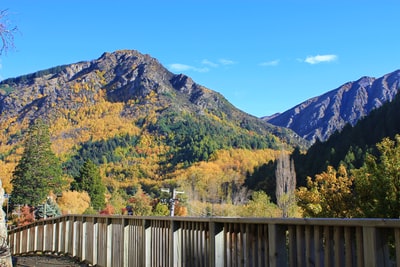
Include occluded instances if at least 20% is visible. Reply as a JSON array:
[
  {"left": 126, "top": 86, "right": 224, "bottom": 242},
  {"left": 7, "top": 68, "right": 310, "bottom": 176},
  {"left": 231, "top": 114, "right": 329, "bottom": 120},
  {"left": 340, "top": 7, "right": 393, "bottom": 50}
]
[
  {"left": 356, "top": 227, "right": 364, "bottom": 267},
  {"left": 395, "top": 228, "right": 400, "bottom": 267},
  {"left": 324, "top": 226, "right": 333, "bottom": 267},
  {"left": 288, "top": 225, "right": 297, "bottom": 267},
  {"left": 333, "top": 226, "right": 344, "bottom": 267},
  {"left": 363, "top": 227, "right": 377, "bottom": 267},
  {"left": 344, "top": 227, "right": 353, "bottom": 267},
  {"left": 305, "top": 225, "right": 313, "bottom": 267},
  {"left": 268, "top": 224, "right": 287, "bottom": 267},
  {"left": 314, "top": 226, "right": 323, "bottom": 267},
  {"left": 296, "top": 225, "right": 305, "bottom": 266}
]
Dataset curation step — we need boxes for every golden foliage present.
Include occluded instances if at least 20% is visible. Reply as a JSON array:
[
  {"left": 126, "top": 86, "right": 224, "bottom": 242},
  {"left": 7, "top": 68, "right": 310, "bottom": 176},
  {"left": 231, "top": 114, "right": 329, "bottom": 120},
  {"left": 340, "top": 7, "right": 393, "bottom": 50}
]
[
  {"left": 174, "top": 148, "right": 280, "bottom": 212},
  {"left": 57, "top": 190, "right": 91, "bottom": 215},
  {"left": 296, "top": 165, "right": 355, "bottom": 218},
  {"left": 0, "top": 160, "right": 17, "bottom": 193}
]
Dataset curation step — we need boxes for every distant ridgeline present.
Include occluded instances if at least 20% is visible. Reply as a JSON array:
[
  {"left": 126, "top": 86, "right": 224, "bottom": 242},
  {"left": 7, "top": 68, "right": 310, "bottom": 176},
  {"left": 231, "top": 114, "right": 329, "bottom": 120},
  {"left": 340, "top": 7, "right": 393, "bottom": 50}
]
[{"left": 293, "top": 92, "right": 400, "bottom": 186}]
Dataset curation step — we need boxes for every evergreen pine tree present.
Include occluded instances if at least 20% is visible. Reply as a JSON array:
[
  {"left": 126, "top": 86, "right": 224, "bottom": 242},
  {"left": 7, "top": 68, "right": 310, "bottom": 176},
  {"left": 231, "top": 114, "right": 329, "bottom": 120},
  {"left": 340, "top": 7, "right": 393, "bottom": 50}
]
[
  {"left": 35, "top": 197, "right": 62, "bottom": 219},
  {"left": 73, "top": 159, "right": 106, "bottom": 211},
  {"left": 11, "top": 119, "right": 64, "bottom": 206}
]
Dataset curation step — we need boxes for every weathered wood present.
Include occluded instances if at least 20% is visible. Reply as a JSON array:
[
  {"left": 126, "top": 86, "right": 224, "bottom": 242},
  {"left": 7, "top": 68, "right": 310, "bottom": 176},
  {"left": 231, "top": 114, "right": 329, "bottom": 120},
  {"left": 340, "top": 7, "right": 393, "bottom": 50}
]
[{"left": 7, "top": 216, "right": 400, "bottom": 267}]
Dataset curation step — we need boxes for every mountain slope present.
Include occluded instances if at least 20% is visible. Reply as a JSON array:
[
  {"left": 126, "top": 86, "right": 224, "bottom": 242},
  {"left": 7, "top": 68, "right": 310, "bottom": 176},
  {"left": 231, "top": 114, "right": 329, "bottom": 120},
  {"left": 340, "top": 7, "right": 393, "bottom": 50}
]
[
  {"left": 293, "top": 91, "right": 400, "bottom": 186},
  {"left": 0, "top": 50, "right": 306, "bottom": 149},
  {"left": 264, "top": 70, "right": 400, "bottom": 142},
  {"left": 0, "top": 50, "right": 310, "bottom": 194}
]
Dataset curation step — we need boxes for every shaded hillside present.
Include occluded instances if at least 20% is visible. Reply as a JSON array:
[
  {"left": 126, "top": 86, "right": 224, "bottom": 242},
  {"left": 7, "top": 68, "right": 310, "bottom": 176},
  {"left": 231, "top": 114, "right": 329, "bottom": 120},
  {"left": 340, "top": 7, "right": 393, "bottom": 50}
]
[
  {"left": 265, "top": 70, "right": 400, "bottom": 142},
  {"left": 0, "top": 49, "right": 307, "bottom": 194},
  {"left": 293, "top": 92, "right": 400, "bottom": 185}
]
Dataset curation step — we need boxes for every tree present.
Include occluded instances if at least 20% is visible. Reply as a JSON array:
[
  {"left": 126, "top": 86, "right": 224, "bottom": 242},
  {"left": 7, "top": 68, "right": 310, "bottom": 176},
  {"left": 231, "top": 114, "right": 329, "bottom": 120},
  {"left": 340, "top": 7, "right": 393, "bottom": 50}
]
[
  {"left": 11, "top": 119, "right": 64, "bottom": 206},
  {"left": 127, "top": 186, "right": 152, "bottom": 216},
  {"left": 72, "top": 159, "right": 106, "bottom": 211},
  {"left": 56, "top": 190, "right": 91, "bottom": 214},
  {"left": 353, "top": 135, "right": 400, "bottom": 218},
  {"left": 275, "top": 151, "right": 296, "bottom": 217},
  {"left": 152, "top": 202, "right": 170, "bottom": 216},
  {"left": 296, "top": 165, "right": 356, "bottom": 218},
  {"left": 35, "top": 197, "right": 61, "bottom": 219},
  {"left": 239, "top": 191, "right": 280, "bottom": 217},
  {"left": 12, "top": 205, "right": 35, "bottom": 227},
  {"left": 0, "top": 9, "right": 17, "bottom": 55}
]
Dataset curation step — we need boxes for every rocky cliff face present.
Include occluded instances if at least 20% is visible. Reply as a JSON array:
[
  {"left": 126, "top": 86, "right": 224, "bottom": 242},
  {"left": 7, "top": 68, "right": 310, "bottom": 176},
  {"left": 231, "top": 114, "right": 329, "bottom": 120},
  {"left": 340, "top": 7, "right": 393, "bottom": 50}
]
[{"left": 264, "top": 70, "right": 400, "bottom": 142}]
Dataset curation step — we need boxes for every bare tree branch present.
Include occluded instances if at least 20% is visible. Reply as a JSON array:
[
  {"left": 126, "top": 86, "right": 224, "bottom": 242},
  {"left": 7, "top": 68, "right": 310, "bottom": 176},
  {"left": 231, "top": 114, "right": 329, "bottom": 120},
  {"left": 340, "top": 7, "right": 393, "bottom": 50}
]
[{"left": 0, "top": 9, "right": 18, "bottom": 55}]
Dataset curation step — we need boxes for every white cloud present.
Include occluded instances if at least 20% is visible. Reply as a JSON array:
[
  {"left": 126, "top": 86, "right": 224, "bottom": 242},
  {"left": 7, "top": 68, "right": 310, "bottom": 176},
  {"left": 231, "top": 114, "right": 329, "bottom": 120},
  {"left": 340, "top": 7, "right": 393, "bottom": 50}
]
[
  {"left": 201, "top": 59, "right": 218, "bottom": 68},
  {"left": 219, "top": 59, "right": 235, "bottom": 65},
  {"left": 168, "top": 63, "right": 209, "bottom": 73},
  {"left": 168, "top": 58, "right": 236, "bottom": 73},
  {"left": 259, "top": 59, "right": 280, "bottom": 66},
  {"left": 304, "top": 54, "right": 338, "bottom": 64}
]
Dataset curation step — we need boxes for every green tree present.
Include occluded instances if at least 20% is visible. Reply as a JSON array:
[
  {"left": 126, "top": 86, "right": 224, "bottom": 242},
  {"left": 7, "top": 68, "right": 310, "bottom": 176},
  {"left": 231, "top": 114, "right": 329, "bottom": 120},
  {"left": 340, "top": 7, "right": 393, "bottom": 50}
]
[
  {"left": 353, "top": 135, "right": 400, "bottom": 218},
  {"left": 11, "top": 119, "right": 64, "bottom": 206},
  {"left": 239, "top": 191, "right": 280, "bottom": 217},
  {"left": 152, "top": 202, "right": 170, "bottom": 216},
  {"left": 35, "top": 197, "right": 61, "bottom": 219},
  {"left": 72, "top": 159, "right": 106, "bottom": 211}
]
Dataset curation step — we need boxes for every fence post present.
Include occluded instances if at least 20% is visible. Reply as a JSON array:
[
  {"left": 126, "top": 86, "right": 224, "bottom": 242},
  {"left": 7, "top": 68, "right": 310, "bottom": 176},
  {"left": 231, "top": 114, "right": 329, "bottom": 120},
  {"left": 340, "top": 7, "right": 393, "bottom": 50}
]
[
  {"left": 170, "top": 220, "right": 182, "bottom": 267},
  {"left": 143, "top": 219, "right": 152, "bottom": 267},
  {"left": 269, "top": 223, "right": 287, "bottom": 267},
  {"left": 363, "top": 226, "right": 393, "bottom": 267},
  {"left": 209, "top": 220, "right": 224, "bottom": 267}
]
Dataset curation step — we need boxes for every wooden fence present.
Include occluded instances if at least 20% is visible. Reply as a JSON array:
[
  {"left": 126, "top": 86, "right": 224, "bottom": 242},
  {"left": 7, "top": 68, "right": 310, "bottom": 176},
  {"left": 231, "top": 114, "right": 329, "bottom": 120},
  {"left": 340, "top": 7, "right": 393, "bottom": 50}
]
[{"left": 8, "top": 215, "right": 400, "bottom": 267}]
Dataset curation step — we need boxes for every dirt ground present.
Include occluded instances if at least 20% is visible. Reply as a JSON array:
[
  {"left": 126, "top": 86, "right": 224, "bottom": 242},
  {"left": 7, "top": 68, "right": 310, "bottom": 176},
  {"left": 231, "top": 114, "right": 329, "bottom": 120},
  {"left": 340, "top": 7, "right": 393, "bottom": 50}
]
[{"left": 12, "top": 255, "right": 89, "bottom": 267}]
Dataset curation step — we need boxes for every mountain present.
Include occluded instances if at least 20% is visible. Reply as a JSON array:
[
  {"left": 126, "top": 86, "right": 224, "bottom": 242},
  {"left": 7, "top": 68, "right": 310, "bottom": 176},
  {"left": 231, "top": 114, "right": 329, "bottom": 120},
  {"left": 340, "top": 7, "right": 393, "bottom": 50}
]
[
  {"left": 264, "top": 70, "right": 400, "bottom": 142},
  {"left": 0, "top": 50, "right": 305, "bottom": 148},
  {"left": 293, "top": 91, "right": 400, "bottom": 186},
  {"left": 0, "top": 50, "right": 309, "bottom": 192}
]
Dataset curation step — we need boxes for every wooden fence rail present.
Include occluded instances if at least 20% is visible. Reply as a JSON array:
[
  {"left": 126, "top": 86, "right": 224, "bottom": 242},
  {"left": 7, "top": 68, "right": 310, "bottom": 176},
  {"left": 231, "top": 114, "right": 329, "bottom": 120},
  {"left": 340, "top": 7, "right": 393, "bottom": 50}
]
[{"left": 8, "top": 215, "right": 400, "bottom": 267}]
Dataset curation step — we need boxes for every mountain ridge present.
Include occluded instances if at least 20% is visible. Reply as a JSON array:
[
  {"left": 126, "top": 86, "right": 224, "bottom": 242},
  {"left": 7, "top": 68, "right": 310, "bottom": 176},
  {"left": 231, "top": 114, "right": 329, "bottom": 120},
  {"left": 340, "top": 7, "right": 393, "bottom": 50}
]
[
  {"left": 264, "top": 70, "right": 400, "bottom": 142},
  {"left": 0, "top": 49, "right": 308, "bottom": 152}
]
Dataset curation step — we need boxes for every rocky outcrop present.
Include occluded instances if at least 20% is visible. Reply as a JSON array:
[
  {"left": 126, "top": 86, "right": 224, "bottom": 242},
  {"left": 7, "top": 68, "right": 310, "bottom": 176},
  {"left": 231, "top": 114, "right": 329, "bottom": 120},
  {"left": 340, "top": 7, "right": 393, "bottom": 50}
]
[{"left": 264, "top": 70, "right": 400, "bottom": 142}]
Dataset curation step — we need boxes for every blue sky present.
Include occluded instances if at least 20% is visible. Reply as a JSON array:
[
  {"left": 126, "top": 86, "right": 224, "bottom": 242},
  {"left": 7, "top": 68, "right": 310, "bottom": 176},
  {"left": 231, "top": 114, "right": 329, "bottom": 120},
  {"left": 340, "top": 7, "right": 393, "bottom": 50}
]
[{"left": 1, "top": 1, "right": 399, "bottom": 117}]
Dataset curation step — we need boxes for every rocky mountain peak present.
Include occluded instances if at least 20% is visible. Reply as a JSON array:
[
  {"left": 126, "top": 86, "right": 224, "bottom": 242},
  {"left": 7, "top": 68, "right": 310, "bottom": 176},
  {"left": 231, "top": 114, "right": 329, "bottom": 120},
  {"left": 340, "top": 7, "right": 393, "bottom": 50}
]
[
  {"left": 0, "top": 49, "right": 308, "bottom": 149},
  {"left": 265, "top": 70, "right": 400, "bottom": 143}
]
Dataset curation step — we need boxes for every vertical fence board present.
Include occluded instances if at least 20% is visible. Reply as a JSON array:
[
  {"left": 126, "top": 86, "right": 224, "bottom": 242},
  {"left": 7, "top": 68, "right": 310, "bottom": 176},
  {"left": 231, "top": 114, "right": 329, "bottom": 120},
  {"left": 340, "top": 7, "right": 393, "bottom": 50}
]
[
  {"left": 395, "top": 228, "right": 400, "bottom": 267},
  {"left": 268, "top": 224, "right": 287, "bottom": 267}
]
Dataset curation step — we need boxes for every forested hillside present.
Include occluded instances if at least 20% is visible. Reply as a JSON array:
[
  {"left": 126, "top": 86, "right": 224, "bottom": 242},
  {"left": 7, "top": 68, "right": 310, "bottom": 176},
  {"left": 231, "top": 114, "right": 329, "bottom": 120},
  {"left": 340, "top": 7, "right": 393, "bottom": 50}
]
[
  {"left": 4, "top": 49, "right": 399, "bottom": 221},
  {"left": 0, "top": 50, "right": 306, "bottom": 219},
  {"left": 293, "top": 92, "right": 400, "bottom": 186}
]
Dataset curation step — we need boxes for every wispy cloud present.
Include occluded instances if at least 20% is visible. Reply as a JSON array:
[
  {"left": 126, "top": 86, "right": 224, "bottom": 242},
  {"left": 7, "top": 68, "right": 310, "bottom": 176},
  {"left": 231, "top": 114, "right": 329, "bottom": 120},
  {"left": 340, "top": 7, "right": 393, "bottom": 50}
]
[
  {"left": 219, "top": 58, "right": 235, "bottom": 65},
  {"left": 168, "top": 63, "right": 209, "bottom": 73},
  {"left": 201, "top": 58, "right": 236, "bottom": 67},
  {"left": 259, "top": 59, "right": 280, "bottom": 67},
  {"left": 168, "top": 57, "right": 236, "bottom": 73},
  {"left": 304, "top": 54, "right": 338, "bottom": 64},
  {"left": 201, "top": 59, "right": 218, "bottom": 68}
]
